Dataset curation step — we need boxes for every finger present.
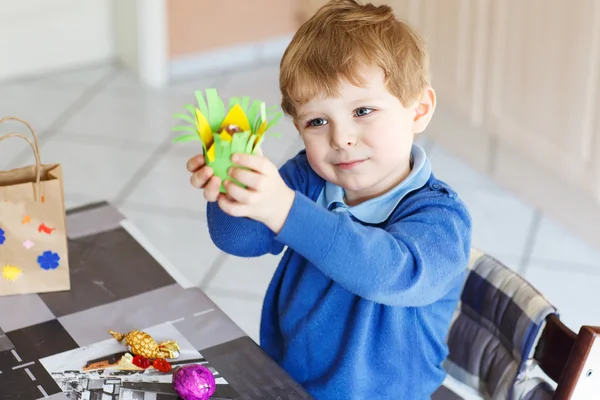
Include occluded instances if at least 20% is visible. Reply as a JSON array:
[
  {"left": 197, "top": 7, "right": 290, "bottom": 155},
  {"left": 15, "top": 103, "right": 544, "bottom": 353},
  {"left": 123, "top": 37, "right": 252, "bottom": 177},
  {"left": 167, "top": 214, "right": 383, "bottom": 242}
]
[
  {"left": 203, "top": 176, "right": 222, "bottom": 202},
  {"left": 223, "top": 180, "right": 255, "bottom": 204},
  {"left": 229, "top": 167, "right": 263, "bottom": 190},
  {"left": 186, "top": 154, "right": 205, "bottom": 172},
  {"left": 231, "top": 153, "right": 271, "bottom": 174},
  {"left": 190, "top": 166, "right": 214, "bottom": 189},
  {"left": 217, "top": 192, "right": 247, "bottom": 217}
]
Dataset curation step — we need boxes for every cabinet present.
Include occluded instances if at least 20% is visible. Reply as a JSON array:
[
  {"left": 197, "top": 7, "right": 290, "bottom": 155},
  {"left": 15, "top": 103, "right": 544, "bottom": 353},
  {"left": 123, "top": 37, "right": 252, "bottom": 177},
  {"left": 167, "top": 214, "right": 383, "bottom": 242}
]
[
  {"left": 485, "top": 0, "right": 600, "bottom": 193},
  {"left": 416, "top": 0, "right": 491, "bottom": 126}
]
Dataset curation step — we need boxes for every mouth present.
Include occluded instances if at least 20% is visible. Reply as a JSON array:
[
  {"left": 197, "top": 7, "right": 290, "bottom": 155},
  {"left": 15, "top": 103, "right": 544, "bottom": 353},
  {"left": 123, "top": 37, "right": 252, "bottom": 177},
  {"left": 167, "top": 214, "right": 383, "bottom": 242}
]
[{"left": 334, "top": 159, "right": 367, "bottom": 170}]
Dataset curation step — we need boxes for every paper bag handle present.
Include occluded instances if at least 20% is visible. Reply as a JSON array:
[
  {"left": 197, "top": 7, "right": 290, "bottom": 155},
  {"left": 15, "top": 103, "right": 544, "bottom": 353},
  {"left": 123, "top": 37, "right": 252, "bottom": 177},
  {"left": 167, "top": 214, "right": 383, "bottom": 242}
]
[
  {"left": 0, "top": 116, "right": 42, "bottom": 153},
  {"left": 0, "top": 133, "right": 43, "bottom": 202}
]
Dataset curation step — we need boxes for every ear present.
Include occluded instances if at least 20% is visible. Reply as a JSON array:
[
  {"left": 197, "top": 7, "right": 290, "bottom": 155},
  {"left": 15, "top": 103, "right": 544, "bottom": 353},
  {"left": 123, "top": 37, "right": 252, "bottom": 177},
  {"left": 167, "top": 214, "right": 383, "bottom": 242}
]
[
  {"left": 294, "top": 120, "right": 302, "bottom": 134},
  {"left": 412, "top": 87, "right": 436, "bottom": 134}
]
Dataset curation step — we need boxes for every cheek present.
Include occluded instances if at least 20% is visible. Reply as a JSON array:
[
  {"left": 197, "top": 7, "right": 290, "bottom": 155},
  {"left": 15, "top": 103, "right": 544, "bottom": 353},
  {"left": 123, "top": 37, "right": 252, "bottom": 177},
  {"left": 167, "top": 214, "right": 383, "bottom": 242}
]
[{"left": 302, "top": 137, "right": 331, "bottom": 173}]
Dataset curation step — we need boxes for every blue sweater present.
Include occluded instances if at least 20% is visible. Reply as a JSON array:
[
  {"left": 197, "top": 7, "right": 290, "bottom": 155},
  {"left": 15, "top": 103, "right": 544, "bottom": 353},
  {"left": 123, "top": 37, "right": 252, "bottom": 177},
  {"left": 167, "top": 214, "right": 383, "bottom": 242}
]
[{"left": 206, "top": 148, "right": 472, "bottom": 399}]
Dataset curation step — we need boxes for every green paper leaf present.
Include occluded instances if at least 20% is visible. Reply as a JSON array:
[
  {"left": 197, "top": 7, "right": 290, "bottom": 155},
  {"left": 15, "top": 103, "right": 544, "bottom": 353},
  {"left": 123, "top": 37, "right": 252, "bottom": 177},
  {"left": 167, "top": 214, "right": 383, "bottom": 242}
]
[
  {"left": 266, "top": 112, "right": 283, "bottom": 130},
  {"left": 247, "top": 100, "right": 262, "bottom": 132},
  {"left": 241, "top": 96, "right": 250, "bottom": 114},
  {"left": 206, "top": 88, "right": 225, "bottom": 131},
  {"left": 228, "top": 97, "right": 241, "bottom": 111},
  {"left": 231, "top": 131, "right": 251, "bottom": 154},
  {"left": 254, "top": 102, "right": 267, "bottom": 133},
  {"left": 267, "top": 104, "right": 279, "bottom": 112},
  {"left": 195, "top": 91, "right": 209, "bottom": 119},
  {"left": 184, "top": 104, "right": 196, "bottom": 115},
  {"left": 173, "top": 113, "right": 195, "bottom": 125},
  {"left": 172, "top": 125, "right": 197, "bottom": 133},
  {"left": 246, "top": 134, "right": 257, "bottom": 153},
  {"left": 173, "top": 134, "right": 200, "bottom": 143},
  {"left": 254, "top": 132, "right": 266, "bottom": 149},
  {"left": 268, "top": 132, "right": 283, "bottom": 138},
  {"left": 213, "top": 134, "right": 223, "bottom": 159}
]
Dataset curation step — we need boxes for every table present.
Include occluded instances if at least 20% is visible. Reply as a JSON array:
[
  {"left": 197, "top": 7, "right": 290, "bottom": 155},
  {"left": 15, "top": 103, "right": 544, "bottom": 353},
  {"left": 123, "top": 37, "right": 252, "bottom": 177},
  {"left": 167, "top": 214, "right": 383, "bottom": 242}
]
[{"left": 0, "top": 202, "right": 312, "bottom": 400}]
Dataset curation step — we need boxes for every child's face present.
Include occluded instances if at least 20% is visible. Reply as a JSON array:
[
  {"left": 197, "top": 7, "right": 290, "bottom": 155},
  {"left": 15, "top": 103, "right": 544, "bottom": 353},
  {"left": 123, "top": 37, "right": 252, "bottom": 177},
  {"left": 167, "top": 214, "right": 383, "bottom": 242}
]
[{"left": 294, "top": 64, "right": 435, "bottom": 205}]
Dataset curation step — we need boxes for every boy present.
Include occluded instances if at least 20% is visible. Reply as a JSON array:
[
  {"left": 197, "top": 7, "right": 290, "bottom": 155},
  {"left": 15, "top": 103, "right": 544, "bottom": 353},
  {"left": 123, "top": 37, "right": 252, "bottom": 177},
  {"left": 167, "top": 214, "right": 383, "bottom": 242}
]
[{"left": 187, "top": 1, "right": 472, "bottom": 398}]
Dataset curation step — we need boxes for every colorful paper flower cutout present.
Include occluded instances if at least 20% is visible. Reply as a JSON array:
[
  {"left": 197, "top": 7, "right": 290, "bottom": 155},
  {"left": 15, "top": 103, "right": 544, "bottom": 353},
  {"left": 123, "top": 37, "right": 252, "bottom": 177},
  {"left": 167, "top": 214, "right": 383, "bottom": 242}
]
[
  {"left": 2, "top": 265, "right": 22, "bottom": 281},
  {"left": 23, "top": 240, "right": 34, "bottom": 249},
  {"left": 172, "top": 88, "right": 283, "bottom": 193},
  {"left": 0, "top": 228, "right": 5, "bottom": 245},
  {"left": 37, "top": 251, "right": 60, "bottom": 270}
]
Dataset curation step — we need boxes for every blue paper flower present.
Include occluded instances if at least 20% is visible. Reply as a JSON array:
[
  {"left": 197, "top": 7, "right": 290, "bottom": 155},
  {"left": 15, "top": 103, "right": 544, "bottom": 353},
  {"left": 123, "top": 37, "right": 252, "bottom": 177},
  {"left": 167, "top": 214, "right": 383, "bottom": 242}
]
[
  {"left": 0, "top": 228, "right": 5, "bottom": 245},
  {"left": 37, "top": 251, "right": 60, "bottom": 270}
]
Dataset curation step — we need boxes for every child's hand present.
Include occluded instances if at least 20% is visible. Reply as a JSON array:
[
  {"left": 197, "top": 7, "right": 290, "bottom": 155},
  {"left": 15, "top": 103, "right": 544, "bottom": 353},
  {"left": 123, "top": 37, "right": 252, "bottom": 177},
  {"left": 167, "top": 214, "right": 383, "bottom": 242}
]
[
  {"left": 187, "top": 154, "right": 222, "bottom": 202},
  {"left": 219, "top": 153, "right": 295, "bottom": 234}
]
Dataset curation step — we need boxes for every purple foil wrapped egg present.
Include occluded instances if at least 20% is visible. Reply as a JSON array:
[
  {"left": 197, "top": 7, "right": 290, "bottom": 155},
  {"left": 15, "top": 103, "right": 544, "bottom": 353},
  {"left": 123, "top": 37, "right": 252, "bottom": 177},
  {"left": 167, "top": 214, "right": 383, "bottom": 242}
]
[{"left": 172, "top": 364, "right": 216, "bottom": 400}]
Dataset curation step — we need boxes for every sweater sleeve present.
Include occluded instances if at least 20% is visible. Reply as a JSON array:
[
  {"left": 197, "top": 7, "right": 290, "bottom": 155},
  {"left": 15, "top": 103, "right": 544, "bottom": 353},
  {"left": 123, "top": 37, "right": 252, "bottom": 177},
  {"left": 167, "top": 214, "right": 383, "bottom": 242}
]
[
  {"left": 206, "top": 151, "right": 314, "bottom": 257},
  {"left": 273, "top": 188, "right": 472, "bottom": 306}
]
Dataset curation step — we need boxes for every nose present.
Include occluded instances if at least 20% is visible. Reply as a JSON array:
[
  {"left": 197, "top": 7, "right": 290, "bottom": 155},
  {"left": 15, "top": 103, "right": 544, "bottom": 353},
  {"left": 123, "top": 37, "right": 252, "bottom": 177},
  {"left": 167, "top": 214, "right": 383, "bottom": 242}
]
[{"left": 330, "top": 123, "right": 358, "bottom": 149}]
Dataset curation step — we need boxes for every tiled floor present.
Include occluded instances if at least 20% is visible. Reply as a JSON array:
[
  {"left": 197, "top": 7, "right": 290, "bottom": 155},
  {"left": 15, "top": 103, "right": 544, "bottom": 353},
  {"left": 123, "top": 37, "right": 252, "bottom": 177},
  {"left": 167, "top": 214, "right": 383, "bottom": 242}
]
[{"left": 2, "top": 61, "right": 600, "bottom": 357}]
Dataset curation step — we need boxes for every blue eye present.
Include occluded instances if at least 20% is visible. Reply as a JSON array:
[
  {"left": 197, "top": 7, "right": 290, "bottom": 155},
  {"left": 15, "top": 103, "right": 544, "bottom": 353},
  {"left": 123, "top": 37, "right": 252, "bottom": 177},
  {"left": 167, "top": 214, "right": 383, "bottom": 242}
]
[
  {"left": 355, "top": 107, "right": 374, "bottom": 117},
  {"left": 307, "top": 118, "right": 327, "bottom": 127}
]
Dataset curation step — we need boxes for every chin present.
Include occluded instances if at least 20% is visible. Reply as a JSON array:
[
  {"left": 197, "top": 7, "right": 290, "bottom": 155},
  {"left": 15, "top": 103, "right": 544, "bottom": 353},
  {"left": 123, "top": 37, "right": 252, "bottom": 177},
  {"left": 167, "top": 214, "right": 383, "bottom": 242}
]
[{"left": 335, "top": 178, "right": 375, "bottom": 192}]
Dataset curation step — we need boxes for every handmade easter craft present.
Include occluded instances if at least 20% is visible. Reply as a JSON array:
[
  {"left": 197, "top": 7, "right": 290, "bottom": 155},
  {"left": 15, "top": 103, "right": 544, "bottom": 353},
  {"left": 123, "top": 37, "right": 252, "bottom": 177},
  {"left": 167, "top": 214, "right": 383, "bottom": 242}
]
[{"left": 172, "top": 88, "right": 283, "bottom": 192}]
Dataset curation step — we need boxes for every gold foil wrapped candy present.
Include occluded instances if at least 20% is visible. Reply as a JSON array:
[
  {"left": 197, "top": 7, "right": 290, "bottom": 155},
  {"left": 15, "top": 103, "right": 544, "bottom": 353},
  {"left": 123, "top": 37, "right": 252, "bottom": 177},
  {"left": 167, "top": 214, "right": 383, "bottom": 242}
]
[{"left": 109, "top": 329, "right": 180, "bottom": 359}]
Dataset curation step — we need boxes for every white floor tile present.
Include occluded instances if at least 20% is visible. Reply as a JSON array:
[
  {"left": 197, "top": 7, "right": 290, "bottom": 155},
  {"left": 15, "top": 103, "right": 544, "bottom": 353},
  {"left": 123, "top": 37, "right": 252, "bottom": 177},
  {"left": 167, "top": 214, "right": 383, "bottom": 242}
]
[
  {"left": 20, "top": 136, "right": 154, "bottom": 201},
  {"left": 0, "top": 85, "right": 88, "bottom": 170},
  {"left": 118, "top": 203, "right": 223, "bottom": 287},
  {"left": 124, "top": 144, "right": 210, "bottom": 214},
  {"left": 64, "top": 192, "right": 105, "bottom": 210},
  {"left": 428, "top": 144, "right": 499, "bottom": 193},
  {"left": 206, "top": 253, "right": 281, "bottom": 297},
  {"left": 0, "top": 85, "right": 85, "bottom": 133},
  {"left": 9, "top": 64, "right": 114, "bottom": 90},
  {"left": 524, "top": 261, "right": 600, "bottom": 333},
  {"left": 60, "top": 71, "right": 220, "bottom": 146},
  {"left": 216, "top": 63, "right": 282, "bottom": 111},
  {"left": 530, "top": 216, "right": 600, "bottom": 269},
  {"left": 460, "top": 187, "right": 536, "bottom": 260},
  {"left": 204, "top": 289, "right": 263, "bottom": 343},
  {"left": 60, "top": 88, "right": 189, "bottom": 146}
]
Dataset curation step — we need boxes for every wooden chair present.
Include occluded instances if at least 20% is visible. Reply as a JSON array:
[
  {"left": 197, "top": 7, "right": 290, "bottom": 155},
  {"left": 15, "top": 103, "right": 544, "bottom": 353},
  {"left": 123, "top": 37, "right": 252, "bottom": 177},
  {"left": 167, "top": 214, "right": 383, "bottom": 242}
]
[
  {"left": 433, "top": 249, "right": 600, "bottom": 399},
  {"left": 534, "top": 314, "right": 600, "bottom": 398}
]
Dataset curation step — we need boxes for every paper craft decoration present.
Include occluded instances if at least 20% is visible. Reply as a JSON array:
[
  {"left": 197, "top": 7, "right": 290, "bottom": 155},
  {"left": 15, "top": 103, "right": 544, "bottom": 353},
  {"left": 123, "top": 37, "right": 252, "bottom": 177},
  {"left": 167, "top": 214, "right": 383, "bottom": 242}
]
[
  {"left": 172, "top": 88, "right": 283, "bottom": 192},
  {"left": 0, "top": 117, "right": 70, "bottom": 296},
  {"left": 108, "top": 328, "right": 181, "bottom": 360}
]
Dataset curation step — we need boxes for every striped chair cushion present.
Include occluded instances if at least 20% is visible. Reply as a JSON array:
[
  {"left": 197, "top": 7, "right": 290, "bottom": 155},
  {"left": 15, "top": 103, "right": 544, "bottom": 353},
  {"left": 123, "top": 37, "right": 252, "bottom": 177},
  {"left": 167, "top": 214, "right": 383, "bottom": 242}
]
[{"left": 443, "top": 249, "right": 558, "bottom": 399}]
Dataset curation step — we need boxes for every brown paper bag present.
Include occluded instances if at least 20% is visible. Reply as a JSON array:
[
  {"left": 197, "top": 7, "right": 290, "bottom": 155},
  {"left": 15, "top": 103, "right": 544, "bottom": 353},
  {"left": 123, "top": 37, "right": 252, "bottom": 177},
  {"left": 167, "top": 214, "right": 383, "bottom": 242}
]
[{"left": 0, "top": 117, "right": 70, "bottom": 296}]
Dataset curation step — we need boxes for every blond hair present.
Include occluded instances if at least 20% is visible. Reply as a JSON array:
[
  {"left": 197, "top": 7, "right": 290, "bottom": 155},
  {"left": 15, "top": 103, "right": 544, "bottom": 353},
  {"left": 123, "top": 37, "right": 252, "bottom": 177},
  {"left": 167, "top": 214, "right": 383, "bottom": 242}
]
[{"left": 280, "top": 0, "right": 430, "bottom": 118}]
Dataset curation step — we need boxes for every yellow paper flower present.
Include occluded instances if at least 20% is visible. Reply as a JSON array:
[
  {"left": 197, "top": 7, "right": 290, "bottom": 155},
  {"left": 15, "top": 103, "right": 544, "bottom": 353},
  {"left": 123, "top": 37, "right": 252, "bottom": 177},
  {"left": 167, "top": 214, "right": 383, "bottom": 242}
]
[{"left": 2, "top": 265, "right": 22, "bottom": 281}]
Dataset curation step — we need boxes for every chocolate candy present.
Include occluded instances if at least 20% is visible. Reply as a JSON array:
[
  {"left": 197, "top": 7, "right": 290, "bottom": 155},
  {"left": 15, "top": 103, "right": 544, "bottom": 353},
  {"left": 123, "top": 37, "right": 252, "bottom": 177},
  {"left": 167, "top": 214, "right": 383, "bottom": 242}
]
[{"left": 217, "top": 124, "right": 243, "bottom": 135}]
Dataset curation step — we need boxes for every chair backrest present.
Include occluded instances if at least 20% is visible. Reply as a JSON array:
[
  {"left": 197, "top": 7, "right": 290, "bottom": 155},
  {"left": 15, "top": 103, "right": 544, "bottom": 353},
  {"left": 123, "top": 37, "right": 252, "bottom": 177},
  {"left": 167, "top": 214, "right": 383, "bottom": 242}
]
[
  {"left": 443, "top": 249, "right": 558, "bottom": 399},
  {"left": 534, "top": 314, "right": 600, "bottom": 399}
]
